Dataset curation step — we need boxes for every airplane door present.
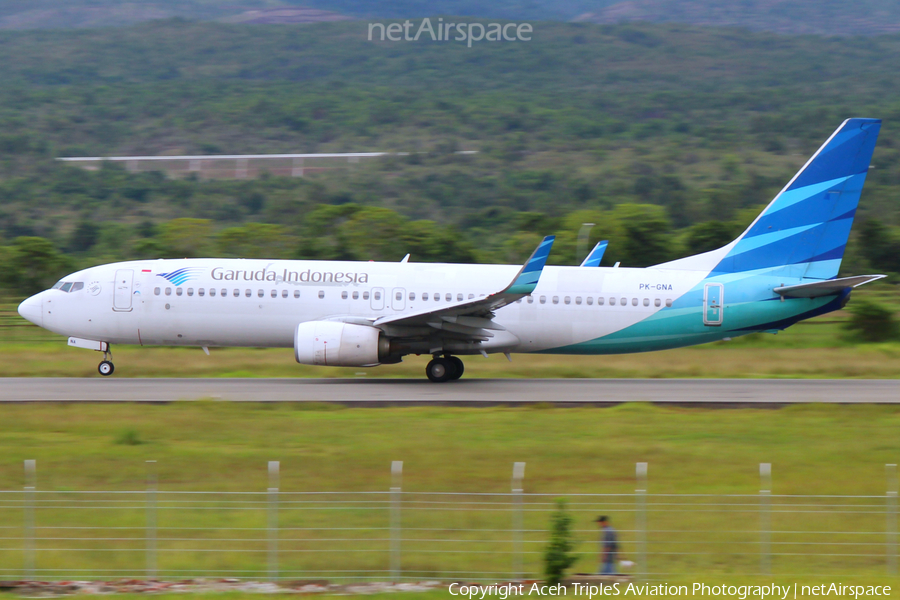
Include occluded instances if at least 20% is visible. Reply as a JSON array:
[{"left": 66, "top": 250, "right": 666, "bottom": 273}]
[
  {"left": 370, "top": 287, "right": 385, "bottom": 311},
  {"left": 703, "top": 283, "right": 724, "bottom": 326},
  {"left": 113, "top": 269, "right": 134, "bottom": 312},
  {"left": 391, "top": 288, "right": 406, "bottom": 311}
]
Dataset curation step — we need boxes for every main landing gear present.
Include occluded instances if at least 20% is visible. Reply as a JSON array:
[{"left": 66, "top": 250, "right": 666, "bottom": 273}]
[
  {"left": 425, "top": 355, "right": 465, "bottom": 383},
  {"left": 98, "top": 346, "right": 115, "bottom": 377}
]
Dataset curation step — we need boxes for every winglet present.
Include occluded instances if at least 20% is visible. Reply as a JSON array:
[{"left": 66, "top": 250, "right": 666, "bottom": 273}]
[
  {"left": 505, "top": 235, "right": 555, "bottom": 295},
  {"left": 580, "top": 240, "right": 608, "bottom": 267}
]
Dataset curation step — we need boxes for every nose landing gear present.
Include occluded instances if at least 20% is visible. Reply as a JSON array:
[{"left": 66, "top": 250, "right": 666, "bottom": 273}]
[
  {"left": 98, "top": 347, "right": 115, "bottom": 376},
  {"left": 425, "top": 355, "right": 464, "bottom": 383}
]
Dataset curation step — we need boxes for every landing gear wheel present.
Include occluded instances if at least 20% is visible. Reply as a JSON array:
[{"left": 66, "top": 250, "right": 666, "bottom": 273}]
[
  {"left": 448, "top": 356, "right": 464, "bottom": 380},
  {"left": 426, "top": 357, "right": 454, "bottom": 383},
  {"left": 98, "top": 360, "right": 115, "bottom": 376}
]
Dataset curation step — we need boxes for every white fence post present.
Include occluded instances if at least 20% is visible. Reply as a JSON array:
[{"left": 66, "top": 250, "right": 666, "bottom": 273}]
[
  {"left": 390, "top": 461, "right": 403, "bottom": 583},
  {"left": 512, "top": 462, "right": 526, "bottom": 581},
  {"left": 23, "top": 460, "right": 35, "bottom": 580},
  {"left": 268, "top": 461, "right": 279, "bottom": 582},
  {"left": 146, "top": 460, "right": 158, "bottom": 579},
  {"left": 888, "top": 463, "right": 898, "bottom": 575},
  {"left": 636, "top": 462, "right": 648, "bottom": 580},
  {"left": 760, "top": 463, "right": 772, "bottom": 575}
]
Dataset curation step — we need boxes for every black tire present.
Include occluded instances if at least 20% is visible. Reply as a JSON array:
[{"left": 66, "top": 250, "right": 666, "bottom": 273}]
[
  {"left": 448, "top": 356, "right": 464, "bottom": 380},
  {"left": 98, "top": 361, "right": 115, "bottom": 376},
  {"left": 426, "top": 357, "right": 454, "bottom": 383}
]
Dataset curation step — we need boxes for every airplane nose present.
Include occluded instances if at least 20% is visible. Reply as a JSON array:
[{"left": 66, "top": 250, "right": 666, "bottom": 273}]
[{"left": 17, "top": 294, "right": 43, "bottom": 327}]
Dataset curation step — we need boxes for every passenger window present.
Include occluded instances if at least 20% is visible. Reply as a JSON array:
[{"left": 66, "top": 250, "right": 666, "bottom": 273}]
[
  {"left": 198, "top": 288, "right": 205, "bottom": 297},
  {"left": 318, "top": 291, "right": 325, "bottom": 299},
  {"left": 564, "top": 296, "right": 571, "bottom": 305},
  {"left": 165, "top": 288, "right": 172, "bottom": 296},
  {"left": 516, "top": 299, "right": 522, "bottom": 303},
  {"left": 586, "top": 297, "right": 593, "bottom": 306},
  {"left": 609, "top": 298, "right": 616, "bottom": 306},
  {"left": 643, "top": 298, "right": 649, "bottom": 306},
  {"left": 620, "top": 297, "right": 626, "bottom": 306},
  {"left": 552, "top": 296, "right": 559, "bottom": 304},
  {"left": 468, "top": 294, "right": 475, "bottom": 299},
  {"left": 527, "top": 296, "right": 534, "bottom": 304},
  {"left": 176, "top": 288, "right": 183, "bottom": 296},
  {"left": 540, "top": 296, "right": 546, "bottom": 304},
  {"left": 423, "top": 293, "right": 429, "bottom": 301},
  {"left": 575, "top": 296, "right": 582, "bottom": 305},
  {"left": 597, "top": 297, "right": 604, "bottom": 306},
  {"left": 352, "top": 291, "right": 359, "bottom": 300},
  {"left": 187, "top": 288, "right": 194, "bottom": 297},
  {"left": 246, "top": 289, "right": 253, "bottom": 298},
  {"left": 71, "top": 282, "right": 84, "bottom": 292},
  {"left": 654, "top": 298, "right": 661, "bottom": 307},
  {"left": 457, "top": 293, "right": 463, "bottom": 301},
  {"left": 666, "top": 299, "right": 673, "bottom": 307},
  {"left": 60, "top": 282, "right": 73, "bottom": 293},
  {"left": 409, "top": 292, "right": 416, "bottom": 300},
  {"left": 233, "top": 289, "right": 239, "bottom": 297},
  {"left": 445, "top": 293, "right": 452, "bottom": 302},
  {"left": 363, "top": 291, "right": 370, "bottom": 300},
  {"left": 281, "top": 290, "right": 287, "bottom": 298},
  {"left": 632, "top": 298, "right": 638, "bottom": 306},
  {"left": 374, "top": 291, "right": 381, "bottom": 300},
  {"left": 293, "top": 290, "right": 300, "bottom": 299},
  {"left": 396, "top": 291, "right": 402, "bottom": 301},
  {"left": 222, "top": 289, "right": 228, "bottom": 297},
  {"left": 209, "top": 288, "right": 216, "bottom": 297},
  {"left": 256, "top": 289, "right": 263, "bottom": 298},
  {"left": 434, "top": 292, "right": 439, "bottom": 301},
  {"left": 271, "top": 290, "right": 277, "bottom": 298},
  {"left": 342, "top": 291, "right": 349, "bottom": 300},
  {"left": 154, "top": 287, "right": 161, "bottom": 296}
]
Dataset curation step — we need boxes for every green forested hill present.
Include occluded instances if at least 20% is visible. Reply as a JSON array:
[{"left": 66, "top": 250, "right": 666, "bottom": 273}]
[{"left": 2, "top": 19, "right": 900, "bottom": 296}]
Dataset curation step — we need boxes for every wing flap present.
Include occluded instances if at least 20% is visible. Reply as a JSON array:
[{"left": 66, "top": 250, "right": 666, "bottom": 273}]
[{"left": 374, "top": 236, "right": 555, "bottom": 336}]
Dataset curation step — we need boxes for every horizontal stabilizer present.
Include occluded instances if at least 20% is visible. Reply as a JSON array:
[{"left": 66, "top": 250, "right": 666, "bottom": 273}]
[{"left": 774, "top": 275, "right": 886, "bottom": 298}]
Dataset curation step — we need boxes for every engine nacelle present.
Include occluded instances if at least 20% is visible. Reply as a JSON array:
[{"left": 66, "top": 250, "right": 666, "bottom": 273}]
[{"left": 294, "top": 321, "right": 387, "bottom": 367}]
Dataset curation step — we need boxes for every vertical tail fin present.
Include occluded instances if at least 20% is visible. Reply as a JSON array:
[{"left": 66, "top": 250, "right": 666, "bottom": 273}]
[{"left": 656, "top": 118, "right": 881, "bottom": 278}]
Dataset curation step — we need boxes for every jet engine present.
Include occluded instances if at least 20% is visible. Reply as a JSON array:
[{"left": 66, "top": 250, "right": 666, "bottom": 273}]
[{"left": 294, "top": 321, "right": 389, "bottom": 367}]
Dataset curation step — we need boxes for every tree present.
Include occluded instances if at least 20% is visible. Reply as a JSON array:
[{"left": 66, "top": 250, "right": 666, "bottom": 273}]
[
  {"left": 5, "top": 237, "right": 73, "bottom": 296},
  {"left": 611, "top": 204, "right": 672, "bottom": 267},
  {"left": 686, "top": 221, "right": 738, "bottom": 255},
  {"left": 158, "top": 218, "right": 213, "bottom": 258},
  {"left": 844, "top": 299, "right": 899, "bottom": 343},
  {"left": 217, "top": 223, "right": 294, "bottom": 259},
  {"left": 544, "top": 499, "right": 577, "bottom": 586}
]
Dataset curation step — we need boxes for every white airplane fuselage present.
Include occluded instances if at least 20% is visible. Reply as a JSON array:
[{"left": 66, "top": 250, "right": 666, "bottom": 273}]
[{"left": 22, "top": 258, "right": 714, "bottom": 355}]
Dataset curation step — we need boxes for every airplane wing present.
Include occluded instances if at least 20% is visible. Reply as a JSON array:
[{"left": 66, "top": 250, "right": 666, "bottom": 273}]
[
  {"left": 774, "top": 274, "right": 886, "bottom": 298},
  {"left": 372, "top": 236, "right": 555, "bottom": 341},
  {"left": 580, "top": 241, "right": 608, "bottom": 267}
]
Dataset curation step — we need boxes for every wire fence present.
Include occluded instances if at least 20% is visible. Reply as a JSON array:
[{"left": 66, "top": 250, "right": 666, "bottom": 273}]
[{"left": 0, "top": 461, "right": 897, "bottom": 582}]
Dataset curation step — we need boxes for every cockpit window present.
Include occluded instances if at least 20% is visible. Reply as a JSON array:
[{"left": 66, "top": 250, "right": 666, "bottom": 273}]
[{"left": 54, "top": 281, "right": 84, "bottom": 293}]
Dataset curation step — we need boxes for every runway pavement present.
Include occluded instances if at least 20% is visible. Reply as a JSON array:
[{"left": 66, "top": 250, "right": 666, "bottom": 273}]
[{"left": 0, "top": 378, "right": 898, "bottom": 405}]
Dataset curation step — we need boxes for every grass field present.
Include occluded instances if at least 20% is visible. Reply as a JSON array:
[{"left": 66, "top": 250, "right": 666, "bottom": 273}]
[{"left": 1, "top": 403, "right": 899, "bottom": 584}]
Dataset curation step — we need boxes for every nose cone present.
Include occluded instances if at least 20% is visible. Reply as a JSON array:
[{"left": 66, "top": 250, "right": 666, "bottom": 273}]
[{"left": 17, "top": 294, "right": 43, "bottom": 327}]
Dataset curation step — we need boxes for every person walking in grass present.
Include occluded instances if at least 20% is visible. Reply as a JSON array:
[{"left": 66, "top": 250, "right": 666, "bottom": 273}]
[{"left": 596, "top": 515, "right": 618, "bottom": 575}]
